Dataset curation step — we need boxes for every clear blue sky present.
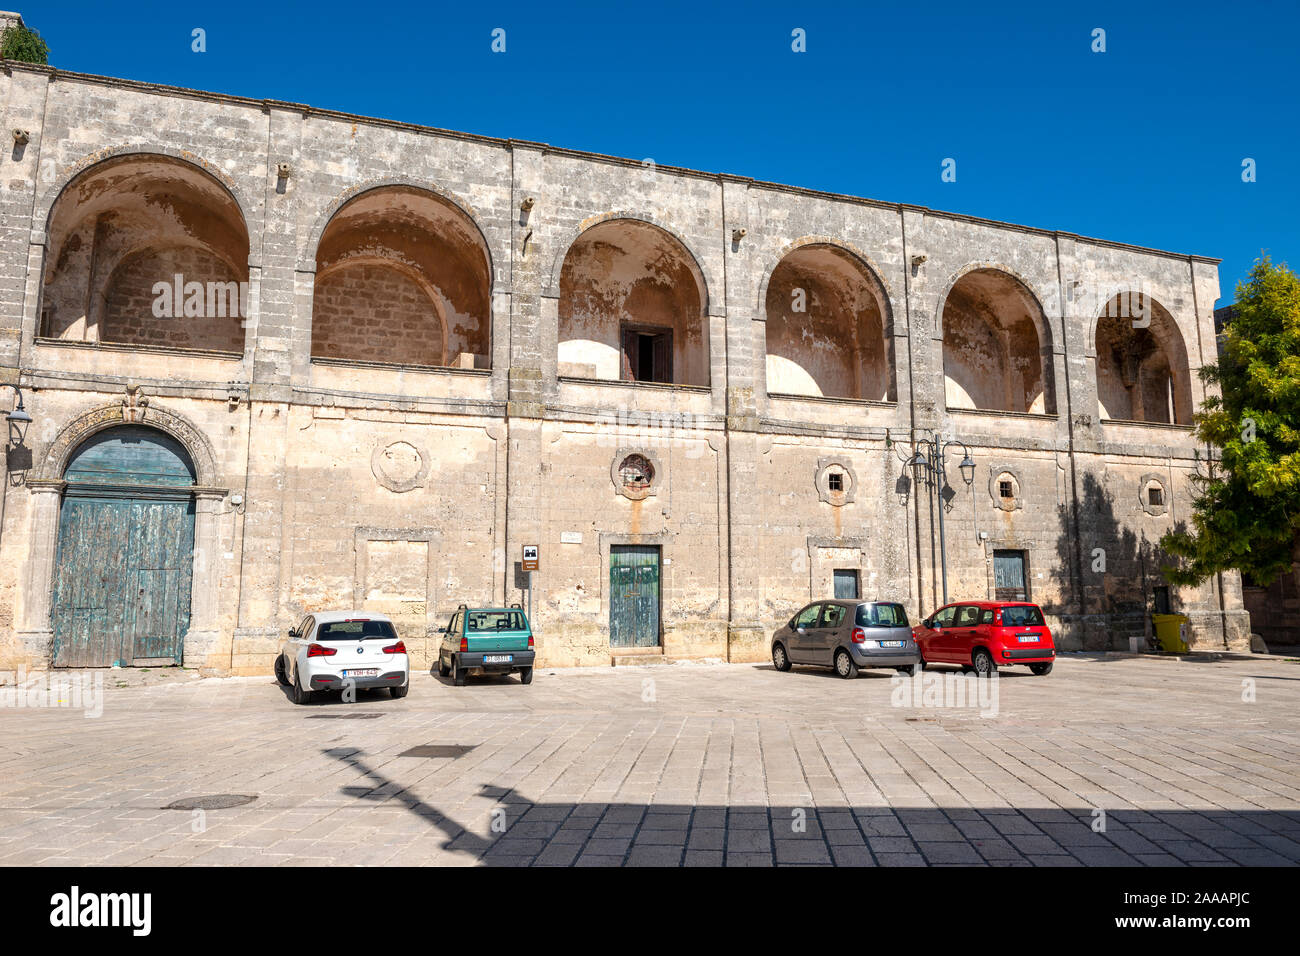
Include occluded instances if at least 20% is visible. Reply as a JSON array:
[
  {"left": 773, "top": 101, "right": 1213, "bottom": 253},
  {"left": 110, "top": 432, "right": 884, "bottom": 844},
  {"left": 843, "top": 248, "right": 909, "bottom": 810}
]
[{"left": 15, "top": 0, "right": 1297, "bottom": 302}]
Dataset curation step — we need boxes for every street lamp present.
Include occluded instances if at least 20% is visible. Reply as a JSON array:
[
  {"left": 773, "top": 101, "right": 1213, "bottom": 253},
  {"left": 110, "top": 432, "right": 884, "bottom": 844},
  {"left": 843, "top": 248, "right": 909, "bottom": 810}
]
[
  {"left": 3, "top": 385, "right": 31, "bottom": 425},
  {"left": 893, "top": 431, "right": 976, "bottom": 606}
]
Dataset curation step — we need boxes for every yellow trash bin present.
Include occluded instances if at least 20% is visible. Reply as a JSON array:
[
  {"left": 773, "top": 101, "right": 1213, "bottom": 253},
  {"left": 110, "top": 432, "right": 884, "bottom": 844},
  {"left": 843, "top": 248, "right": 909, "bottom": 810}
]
[{"left": 1152, "top": 613, "right": 1190, "bottom": 653}]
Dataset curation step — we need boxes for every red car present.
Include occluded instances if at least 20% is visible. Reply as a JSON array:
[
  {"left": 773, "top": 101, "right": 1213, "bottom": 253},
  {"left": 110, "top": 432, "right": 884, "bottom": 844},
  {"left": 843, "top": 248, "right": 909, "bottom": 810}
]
[{"left": 912, "top": 601, "right": 1055, "bottom": 676}]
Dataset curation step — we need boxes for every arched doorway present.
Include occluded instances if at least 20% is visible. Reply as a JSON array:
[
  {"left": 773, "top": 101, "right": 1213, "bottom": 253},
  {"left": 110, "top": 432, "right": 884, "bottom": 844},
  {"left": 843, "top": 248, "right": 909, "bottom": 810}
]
[{"left": 50, "top": 426, "right": 197, "bottom": 667}]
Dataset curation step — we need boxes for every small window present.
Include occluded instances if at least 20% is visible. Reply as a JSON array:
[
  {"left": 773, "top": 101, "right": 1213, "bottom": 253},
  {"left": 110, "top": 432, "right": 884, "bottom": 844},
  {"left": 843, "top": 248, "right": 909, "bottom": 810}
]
[
  {"left": 932, "top": 605, "right": 957, "bottom": 628},
  {"left": 1148, "top": 486, "right": 1164, "bottom": 507},
  {"left": 833, "top": 568, "right": 859, "bottom": 599},
  {"left": 956, "top": 606, "right": 981, "bottom": 627},
  {"left": 619, "top": 454, "right": 655, "bottom": 488},
  {"left": 828, "top": 472, "right": 844, "bottom": 492},
  {"left": 621, "top": 325, "right": 674, "bottom": 384},
  {"left": 980, "top": 609, "right": 995, "bottom": 625},
  {"left": 999, "top": 480, "right": 1014, "bottom": 499}
]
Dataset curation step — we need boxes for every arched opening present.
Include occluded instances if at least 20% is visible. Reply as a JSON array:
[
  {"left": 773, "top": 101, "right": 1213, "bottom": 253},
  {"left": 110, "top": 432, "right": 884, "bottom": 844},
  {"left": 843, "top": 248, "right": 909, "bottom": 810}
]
[
  {"left": 764, "top": 244, "right": 894, "bottom": 401},
  {"left": 41, "top": 155, "right": 250, "bottom": 352},
  {"left": 1095, "top": 293, "right": 1193, "bottom": 424},
  {"left": 941, "top": 269, "right": 1056, "bottom": 414},
  {"left": 312, "top": 186, "right": 491, "bottom": 369},
  {"left": 50, "top": 425, "right": 197, "bottom": 668},
  {"left": 557, "top": 219, "right": 709, "bottom": 387}
]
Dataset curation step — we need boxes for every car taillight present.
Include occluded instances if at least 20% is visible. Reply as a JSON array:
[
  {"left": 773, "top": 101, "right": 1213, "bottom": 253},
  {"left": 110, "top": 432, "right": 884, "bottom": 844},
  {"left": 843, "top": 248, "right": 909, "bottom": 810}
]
[
  {"left": 459, "top": 636, "right": 468, "bottom": 652},
  {"left": 994, "top": 610, "right": 1002, "bottom": 624},
  {"left": 307, "top": 643, "right": 336, "bottom": 658},
  {"left": 851, "top": 627, "right": 867, "bottom": 644},
  {"left": 383, "top": 641, "right": 406, "bottom": 654},
  {"left": 528, "top": 635, "right": 534, "bottom": 649}
]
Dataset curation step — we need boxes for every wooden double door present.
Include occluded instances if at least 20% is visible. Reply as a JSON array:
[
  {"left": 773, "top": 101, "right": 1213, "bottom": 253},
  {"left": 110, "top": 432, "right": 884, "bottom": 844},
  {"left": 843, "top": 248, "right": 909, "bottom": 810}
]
[{"left": 50, "top": 427, "right": 196, "bottom": 667}]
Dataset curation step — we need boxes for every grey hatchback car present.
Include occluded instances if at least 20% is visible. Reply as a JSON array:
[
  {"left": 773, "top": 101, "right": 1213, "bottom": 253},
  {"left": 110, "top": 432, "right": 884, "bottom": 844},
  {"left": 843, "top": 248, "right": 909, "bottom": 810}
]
[{"left": 771, "top": 599, "right": 920, "bottom": 678}]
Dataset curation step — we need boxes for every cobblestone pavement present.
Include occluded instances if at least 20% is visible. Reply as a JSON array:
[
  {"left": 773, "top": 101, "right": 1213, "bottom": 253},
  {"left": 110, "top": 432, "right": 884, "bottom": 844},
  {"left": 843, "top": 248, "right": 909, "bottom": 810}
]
[{"left": 2, "top": 653, "right": 1298, "bottom": 866}]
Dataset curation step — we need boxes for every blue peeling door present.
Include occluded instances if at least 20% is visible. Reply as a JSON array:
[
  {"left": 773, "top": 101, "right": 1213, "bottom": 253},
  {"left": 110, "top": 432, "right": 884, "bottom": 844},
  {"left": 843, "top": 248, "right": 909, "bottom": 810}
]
[
  {"left": 50, "top": 427, "right": 196, "bottom": 667},
  {"left": 609, "top": 545, "right": 661, "bottom": 648}
]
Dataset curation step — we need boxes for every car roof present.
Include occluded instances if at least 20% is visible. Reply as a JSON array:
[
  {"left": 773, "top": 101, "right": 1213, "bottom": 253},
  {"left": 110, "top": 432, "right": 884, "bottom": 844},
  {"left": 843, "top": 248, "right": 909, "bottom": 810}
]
[
  {"left": 308, "top": 610, "right": 394, "bottom": 624},
  {"left": 940, "top": 601, "right": 1039, "bottom": 609}
]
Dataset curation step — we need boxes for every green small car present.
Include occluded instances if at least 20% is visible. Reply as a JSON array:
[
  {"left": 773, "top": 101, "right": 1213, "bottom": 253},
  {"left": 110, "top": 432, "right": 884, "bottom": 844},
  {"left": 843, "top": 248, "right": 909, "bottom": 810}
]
[{"left": 437, "top": 604, "right": 536, "bottom": 685}]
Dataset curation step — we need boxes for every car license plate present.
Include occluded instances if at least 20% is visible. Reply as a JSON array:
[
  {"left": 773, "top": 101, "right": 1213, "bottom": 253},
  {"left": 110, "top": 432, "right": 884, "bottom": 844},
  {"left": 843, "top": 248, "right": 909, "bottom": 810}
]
[
  {"left": 880, "top": 641, "right": 904, "bottom": 648},
  {"left": 483, "top": 655, "right": 512, "bottom": 664},
  {"left": 343, "top": 668, "right": 378, "bottom": 677},
  {"left": 1017, "top": 635, "right": 1038, "bottom": 643}
]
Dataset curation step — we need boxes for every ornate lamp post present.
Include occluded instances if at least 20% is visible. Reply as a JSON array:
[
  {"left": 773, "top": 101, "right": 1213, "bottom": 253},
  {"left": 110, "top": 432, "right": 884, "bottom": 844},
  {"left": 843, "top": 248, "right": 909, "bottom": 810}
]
[{"left": 890, "top": 430, "right": 975, "bottom": 605}]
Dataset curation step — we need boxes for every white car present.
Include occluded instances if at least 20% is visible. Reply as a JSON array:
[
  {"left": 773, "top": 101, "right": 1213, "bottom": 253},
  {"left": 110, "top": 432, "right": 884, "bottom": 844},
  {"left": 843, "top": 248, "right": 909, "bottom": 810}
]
[{"left": 275, "top": 611, "right": 410, "bottom": 704}]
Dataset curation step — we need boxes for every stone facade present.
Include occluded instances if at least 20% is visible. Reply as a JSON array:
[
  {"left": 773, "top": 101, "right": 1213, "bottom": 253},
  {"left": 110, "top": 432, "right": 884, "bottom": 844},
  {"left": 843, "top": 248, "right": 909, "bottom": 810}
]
[{"left": 0, "top": 59, "right": 1251, "bottom": 675}]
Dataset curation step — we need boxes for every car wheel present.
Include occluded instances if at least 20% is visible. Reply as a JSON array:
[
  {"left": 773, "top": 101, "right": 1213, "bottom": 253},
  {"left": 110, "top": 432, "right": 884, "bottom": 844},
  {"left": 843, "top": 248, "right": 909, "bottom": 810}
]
[
  {"left": 972, "top": 649, "right": 996, "bottom": 677},
  {"left": 274, "top": 654, "right": 291, "bottom": 687},
  {"left": 1029, "top": 662, "right": 1053, "bottom": 676},
  {"left": 772, "top": 643, "right": 792, "bottom": 672},
  {"left": 834, "top": 649, "right": 858, "bottom": 680},
  {"left": 291, "top": 669, "right": 313, "bottom": 705},
  {"left": 520, "top": 667, "right": 534, "bottom": 685},
  {"left": 437, "top": 653, "right": 450, "bottom": 677},
  {"left": 452, "top": 656, "right": 467, "bottom": 687},
  {"left": 390, "top": 682, "right": 409, "bottom": 698}
]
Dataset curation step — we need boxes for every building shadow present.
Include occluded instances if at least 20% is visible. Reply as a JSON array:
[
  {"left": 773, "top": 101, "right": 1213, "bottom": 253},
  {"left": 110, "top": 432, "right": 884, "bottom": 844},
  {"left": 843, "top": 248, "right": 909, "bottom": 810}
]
[{"left": 323, "top": 748, "right": 1300, "bottom": 867}]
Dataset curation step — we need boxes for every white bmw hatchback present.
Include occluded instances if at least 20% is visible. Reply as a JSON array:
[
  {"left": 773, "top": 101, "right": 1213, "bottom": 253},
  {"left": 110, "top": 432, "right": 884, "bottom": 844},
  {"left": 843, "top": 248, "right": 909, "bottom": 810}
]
[{"left": 275, "top": 611, "right": 410, "bottom": 704}]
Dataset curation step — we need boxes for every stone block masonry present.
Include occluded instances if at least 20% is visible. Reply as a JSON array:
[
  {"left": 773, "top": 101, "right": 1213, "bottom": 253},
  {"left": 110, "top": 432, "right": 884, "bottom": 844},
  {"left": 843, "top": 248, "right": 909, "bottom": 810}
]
[{"left": 0, "top": 57, "right": 1250, "bottom": 676}]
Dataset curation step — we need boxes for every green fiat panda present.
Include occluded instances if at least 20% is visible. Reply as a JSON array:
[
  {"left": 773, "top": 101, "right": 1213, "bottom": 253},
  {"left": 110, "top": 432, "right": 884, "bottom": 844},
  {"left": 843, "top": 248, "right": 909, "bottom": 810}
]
[{"left": 437, "top": 604, "right": 536, "bottom": 685}]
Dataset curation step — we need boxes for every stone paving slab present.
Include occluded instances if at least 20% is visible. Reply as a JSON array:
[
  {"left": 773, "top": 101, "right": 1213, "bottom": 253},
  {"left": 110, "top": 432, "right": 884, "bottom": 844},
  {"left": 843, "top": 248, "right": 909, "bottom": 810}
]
[{"left": 1, "top": 654, "right": 1298, "bottom": 866}]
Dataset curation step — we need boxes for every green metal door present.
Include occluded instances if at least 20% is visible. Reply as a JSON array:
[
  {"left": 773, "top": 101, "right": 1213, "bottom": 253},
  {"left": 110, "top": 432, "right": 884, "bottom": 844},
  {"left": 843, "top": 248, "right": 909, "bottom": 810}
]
[
  {"left": 609, "top": 545, "right": 661, "bottom": 648},
  {"left": 50, "top": 427, "right": 196, "bottom": 667}
]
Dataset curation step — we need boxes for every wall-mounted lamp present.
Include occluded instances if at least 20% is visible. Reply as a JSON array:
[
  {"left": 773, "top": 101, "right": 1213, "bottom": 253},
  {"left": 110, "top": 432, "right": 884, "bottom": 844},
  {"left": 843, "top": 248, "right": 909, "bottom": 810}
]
[
  {"left": 520, "top": 197, "right": 535, "bottom": 213},
  {"left": 276, "top": 162, "right": 291, "bottom": 179},
  {"left": 12, "top": 129, "right": 29, "bottom": 145},
  {"left": 911, "top": 254, "right": 928, "bottom": 267},
  {"left": 731, "top": 227, "right": 747, "bottom": 243}
]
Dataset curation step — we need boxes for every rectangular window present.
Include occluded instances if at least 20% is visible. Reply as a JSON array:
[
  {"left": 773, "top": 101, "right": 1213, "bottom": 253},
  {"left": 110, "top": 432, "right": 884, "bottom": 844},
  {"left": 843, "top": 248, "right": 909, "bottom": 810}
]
[
  {"left": 1000, "top": 605, "right": 1044, "bottom": 627},
  {"left": 999, "top": 480, "right": 1014, "bottom": 499},
  {"left": 833, "top": 568, "right": 859, "bottom": 599},
  {"left": 620, "top": 325, "right": 674, "bottom": 384},
  {"left": 857, "top": 602, "right": 909, "bottom": 627},
  {"left": 828, "top": 473, "right": 843, "bottom": 492},
  {"left": 993, "top": 550, "right": 1029, "bottom": 601},
  {"left": 1148, "top": 486, "right": 1164, "bottom": 507}
]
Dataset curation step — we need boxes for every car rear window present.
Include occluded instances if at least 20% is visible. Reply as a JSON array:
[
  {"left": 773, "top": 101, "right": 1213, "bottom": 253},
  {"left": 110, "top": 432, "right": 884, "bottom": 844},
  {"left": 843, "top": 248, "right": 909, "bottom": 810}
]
[
  {"left": 316, "top": 620, "right": 397, "bottom": 641},
  {"left": 1001, "top": 605, "right": 1045, "bottom": 627},
  {"left": 467, "top": 610, "right": 528, "bottom": 632},
  {"left": 857, "top": 603, "right": 909, "bottom": 627}
]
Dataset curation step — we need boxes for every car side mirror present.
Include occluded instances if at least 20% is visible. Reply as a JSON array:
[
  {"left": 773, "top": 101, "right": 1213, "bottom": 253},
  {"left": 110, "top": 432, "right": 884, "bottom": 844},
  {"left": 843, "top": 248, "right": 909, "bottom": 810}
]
[
  {"left": 287, "top": 628, "right": 299, "bottom": 638},
  {"left": 796, "top": 627, "right": 807, "bottom": 635}
]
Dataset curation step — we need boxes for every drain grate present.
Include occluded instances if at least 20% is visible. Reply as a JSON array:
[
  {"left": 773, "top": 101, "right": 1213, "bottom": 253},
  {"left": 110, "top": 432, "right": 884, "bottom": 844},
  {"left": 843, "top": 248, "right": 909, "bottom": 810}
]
[
  {"left": 307, "top": 712, "right": 386, "bottom": 719},
  {"left": 398, "top": 744, "right": 476, "bottom": 759},
  {"left": 163, "top": 794, "right": 258, "bottom": 811}
]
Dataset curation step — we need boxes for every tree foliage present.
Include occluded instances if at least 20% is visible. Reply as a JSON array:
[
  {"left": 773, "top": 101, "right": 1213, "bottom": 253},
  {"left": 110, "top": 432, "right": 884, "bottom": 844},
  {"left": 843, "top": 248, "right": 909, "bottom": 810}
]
[
  {"left": 1162, "top": 257, "right": 1300, "bottom": 586},
  {"left": 1, "top": 23, "right": 50, "bottom": 65}
]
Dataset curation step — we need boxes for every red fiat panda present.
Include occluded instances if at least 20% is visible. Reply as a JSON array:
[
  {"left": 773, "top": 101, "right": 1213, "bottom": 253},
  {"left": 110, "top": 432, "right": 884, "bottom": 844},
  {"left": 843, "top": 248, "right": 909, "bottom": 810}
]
[{"left": 912, "top": 601, "right": 1055, "bottom": 676}]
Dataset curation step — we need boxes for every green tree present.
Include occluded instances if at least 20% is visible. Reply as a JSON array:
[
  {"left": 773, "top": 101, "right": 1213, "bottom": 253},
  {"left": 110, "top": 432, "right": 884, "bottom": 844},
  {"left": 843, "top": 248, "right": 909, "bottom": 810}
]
[
  {"left": 1162, "top": 257, "right": 1300, "bottom": 586},
  {"left": 1, "top": 22, "right": 50, "bottom": 65}
]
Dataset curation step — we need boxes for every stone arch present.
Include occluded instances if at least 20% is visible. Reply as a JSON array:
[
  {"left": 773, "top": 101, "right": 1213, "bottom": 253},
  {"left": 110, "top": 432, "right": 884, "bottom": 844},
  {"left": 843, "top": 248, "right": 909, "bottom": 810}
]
[
  {"left": 1094, "top": 292, "right": 1194, "bottom": 424},
  {"left": 309, "top": 184, "right": 492, "bottom": 369},
  {"left": 39, "top": 152, "right": 252, "bottom": 352},
  {"left": 762, "top": 240, "right": 896, "bottom": 401},
  {"left": 543, "top": 211, "right": 714, "bottom": 311},
  {"left": 36, "top": 398, "right": 222, "bottom": 488},
  {"left": 755, "top": 236, "right": 898, "bottom": 322},
  {"left": 939, "top": 266, "right": 1057, "bottom": 414},
  {"left": 555, "top": 217, "right": 711, "bottom": 387}
]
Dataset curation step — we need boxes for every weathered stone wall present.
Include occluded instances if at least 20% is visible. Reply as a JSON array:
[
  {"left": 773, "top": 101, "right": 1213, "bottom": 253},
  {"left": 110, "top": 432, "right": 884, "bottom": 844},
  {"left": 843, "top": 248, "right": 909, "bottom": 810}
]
[{"left": 0, "top": 62, "right": 1252, "bottom": 679}]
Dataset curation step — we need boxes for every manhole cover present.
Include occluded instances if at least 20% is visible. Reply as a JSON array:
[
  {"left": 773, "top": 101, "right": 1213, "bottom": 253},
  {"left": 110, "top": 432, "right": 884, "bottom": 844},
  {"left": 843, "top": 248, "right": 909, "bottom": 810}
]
[
  {"left": 307, "top": 712, "right": 386, "bottom": 719},
  {"left": 398, "top": 744, "right": 476, "bottom": 759},
  {"left": 163, "top": 794, "right": 258, "bottom": 810}
]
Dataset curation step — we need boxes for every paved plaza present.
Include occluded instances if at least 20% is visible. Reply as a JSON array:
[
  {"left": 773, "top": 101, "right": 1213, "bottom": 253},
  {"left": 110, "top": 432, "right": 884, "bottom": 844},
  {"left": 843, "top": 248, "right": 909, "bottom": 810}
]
[{"left": 1, "top": 653, "right": 1298, "bottom": 866}]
